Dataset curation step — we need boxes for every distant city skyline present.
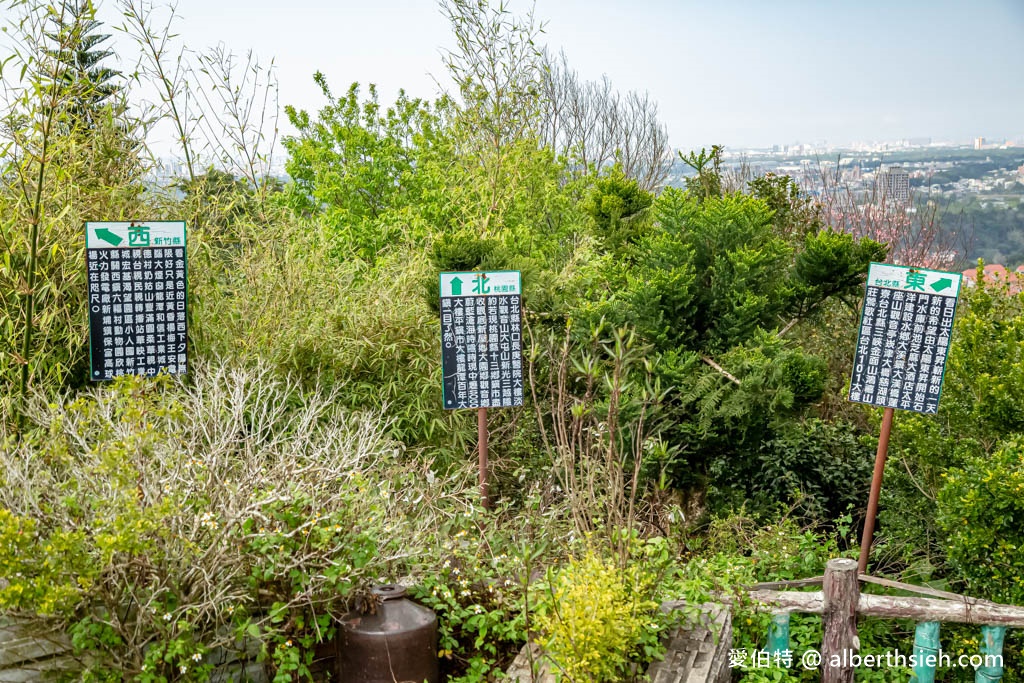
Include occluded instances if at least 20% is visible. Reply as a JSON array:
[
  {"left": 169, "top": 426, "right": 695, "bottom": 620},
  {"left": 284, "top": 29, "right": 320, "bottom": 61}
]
[{"left": 15, "top": 0, "right": 1024, "bottom": 155}]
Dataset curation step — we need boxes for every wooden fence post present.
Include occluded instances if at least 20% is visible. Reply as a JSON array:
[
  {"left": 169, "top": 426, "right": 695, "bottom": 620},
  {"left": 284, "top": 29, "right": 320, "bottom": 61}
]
[
  {"left": 822, "top": 558, "right": 859, "bottom": 683},
  {"left": 911, "top": 621, "right": 939, "bottom": 683}
]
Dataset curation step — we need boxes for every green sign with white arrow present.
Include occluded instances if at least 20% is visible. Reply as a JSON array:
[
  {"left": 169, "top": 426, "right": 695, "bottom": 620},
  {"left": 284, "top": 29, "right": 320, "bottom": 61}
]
[
  {"left": 440, "top": 271, "right": 521, "bottom": 297},
  {"left": 865, "top": 262, "right": 962, "bottom": 298},
  {"left": 439, "top": 270, "right": 523, "bottom": 411},
  {"left": 86, "top": 221, "right": 186, "bottom": 250},
  {"left": 848, "top": 262, "right": 962, "bottom": 415},
  {"left": 85, "top": 221, "right": 189, "bottom": 382}
]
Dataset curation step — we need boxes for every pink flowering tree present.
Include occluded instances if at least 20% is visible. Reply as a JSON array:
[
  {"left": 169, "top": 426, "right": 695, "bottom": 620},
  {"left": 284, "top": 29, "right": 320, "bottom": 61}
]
[{"left": 807, "top": 160, "right": 968, "bottom": 269}]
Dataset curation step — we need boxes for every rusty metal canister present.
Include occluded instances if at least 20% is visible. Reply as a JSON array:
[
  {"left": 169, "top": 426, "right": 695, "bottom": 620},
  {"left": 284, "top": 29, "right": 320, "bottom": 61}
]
[{"left": 337, "top": 584, "right": 439, "bottom": 683}]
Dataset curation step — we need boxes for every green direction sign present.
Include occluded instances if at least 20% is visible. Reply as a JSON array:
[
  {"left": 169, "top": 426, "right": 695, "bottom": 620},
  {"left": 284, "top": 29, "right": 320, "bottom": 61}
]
[
  {"left": 848, "top": 262, "right": 962, "bottom": 415},
  {"left": 439, "top": 270, "right": 524, "bottom": 411},
  {"left": 866, "top": 262, "right": 962, "bottom": 298},
  {"left": 86, "top": 221, "right": 186, "bottom": 249},
  {"left": 440, "top": 271, "right": 521, "bottom": 297},
  {"left": 86, "top": 220, "right": 189, "bottom": 381}
]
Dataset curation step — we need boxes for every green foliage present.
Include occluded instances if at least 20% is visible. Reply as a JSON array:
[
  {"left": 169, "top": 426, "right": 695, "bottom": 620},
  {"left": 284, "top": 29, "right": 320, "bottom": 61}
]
[
  {"left": 1, "top": 0, "right": 146, "bottom": 430},
  {"left": 747, "top": 172, "right": 823, "bottom": 240},
  {"left": 791, "top": 229, "right": 887, "bottom": 319},
  {"left": 282, "top": 75, "right": 446, "bottom": 261},
  {"left": 409, "top": 516, "right": 542, "bottom": 682},
  {"left": 0, "top": 366, "right": 412, "bottom": 680},
  {"left": 430, "top": 230, "right": 505, "bottom": 273},
  {"left": 695, "top": 512, "right": 843, "bottom": 582},
  {"left": 593, "top": 189, "right": 880, "bottom": 354},
  {"left": 175, "top": 167, "right": 263, "bottom": 237},
  {"left": 47, "top": 0, "right": 122, "bottom": 128},
  {"left": 656, "top": 190, "right": 793, "bottom": 350},
  {"left": 709, "top": 419, "right": 874, "bottom": 523},
  {"left": 937, "top": 436, "right": 1024, "bottom": 605},
  {"left": 678, "top": 145, "right": 723, "bottom": 201},
  {"left": 666, "top": 514, "right": 916, "bottom": 683},
  {"left": 439, "top": 0, "right": 544, "bottom": 159},
  {"left": 8, "top": 1, "right": 1024, "bottom": 678},
  {"left": 884, "top": 281, "right": 1024, "bottom": 570},
  {"left": 581, "top": 165, "right": 654, "bottom": 253},
  {"left": 534, "top": 550, "right": 660, "bottom": 682},
  {"left": 934, "top": 280, "right": 1024, "bottom": 445},
  {"left": 562, "top": 173, "right": 881, "bottom": 506},
  {"left": 688, "top": 333, "right": 827, "bottom": 424}
]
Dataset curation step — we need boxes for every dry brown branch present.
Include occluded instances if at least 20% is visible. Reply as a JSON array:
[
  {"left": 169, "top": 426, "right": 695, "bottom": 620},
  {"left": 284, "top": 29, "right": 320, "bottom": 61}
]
[{"left": 539, "top": 49, "right": 672, "bottom": 191}]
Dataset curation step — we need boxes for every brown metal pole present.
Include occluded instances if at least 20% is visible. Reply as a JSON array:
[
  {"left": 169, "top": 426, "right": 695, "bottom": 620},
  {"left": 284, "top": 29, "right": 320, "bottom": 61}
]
[
  {"left": 478, "top": 407, "right": 489, "bottom": 509},
  {"left": 858, "top": 407, "right": 895, "bottom": 574}
]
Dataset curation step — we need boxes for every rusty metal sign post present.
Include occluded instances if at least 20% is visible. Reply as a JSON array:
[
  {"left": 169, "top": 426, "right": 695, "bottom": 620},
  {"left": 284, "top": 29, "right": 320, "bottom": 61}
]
[
  {"left": 478, "top": 407, "right": 489, "bottom": 508},
  {"left": 848, "top": 263, "right": 962, "bottom": 573},
  {"left": 440, "top": 271, "right": 523, "bottom": 509},
  {"left": 858, "top": 407, "right": 894, "bottom": 573}
]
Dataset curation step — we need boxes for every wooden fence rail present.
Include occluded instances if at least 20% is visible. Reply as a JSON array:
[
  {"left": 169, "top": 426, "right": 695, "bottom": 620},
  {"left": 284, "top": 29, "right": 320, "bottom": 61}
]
[{"left": 742, "top": 558, "right": 1021, "bottom": 683}]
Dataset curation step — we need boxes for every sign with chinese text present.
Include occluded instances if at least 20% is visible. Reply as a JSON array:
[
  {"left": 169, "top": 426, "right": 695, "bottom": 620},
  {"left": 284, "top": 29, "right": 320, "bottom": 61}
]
[
  {"left": 440, "top": 271, "right": 523, "bottom": 409},
  {"left": 848, "top": 262, "right": 962, "bottom": 414},
  {"left": 86, "top": 221, "right": 188, "bottom": 381}
]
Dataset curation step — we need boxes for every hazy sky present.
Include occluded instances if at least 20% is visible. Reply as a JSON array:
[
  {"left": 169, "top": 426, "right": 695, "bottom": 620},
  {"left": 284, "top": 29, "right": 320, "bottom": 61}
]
[{"left": 72, "top": 0, "right": 1024, "bottom": 151}]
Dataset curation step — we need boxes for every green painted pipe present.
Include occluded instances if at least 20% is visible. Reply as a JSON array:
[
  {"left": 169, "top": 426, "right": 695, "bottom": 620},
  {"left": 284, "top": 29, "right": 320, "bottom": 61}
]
[
  {"left": 975, "top": 625, "right": 1006, "bottom": 683},
  {"left": 910, "top": 621, "right": 940, "bottom": 683},
  {"left": 766, "top": 611, "right": 790, "bottom": 656}
]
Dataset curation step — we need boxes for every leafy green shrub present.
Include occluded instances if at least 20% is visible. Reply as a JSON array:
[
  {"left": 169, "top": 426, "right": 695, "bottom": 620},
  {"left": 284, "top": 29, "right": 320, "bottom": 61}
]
[
  {"left": 693, "top": 513, "right": 842, "bottom": 582},
  {"left": 884, "top": 282, "right": 1024, "bottom": 570},
  {"left": 408, "top": 514, "right": 544, "bottom": 682},
  {"left": 191, "top": 214, "right": 475, "bottom": 463},
  {"left": 534, "top": 550, "right": 661, "bottom": 682},
  {"left": 710, "top": 419, "right": 874, "bottom": 523},
  {"left": 282, "top": 75, "right": 445, "bottom": 263},
  {"left": 564, "top": 183, "right": 880, "bottom": 500},
  {"left": 581, "top": 165, "right": 653, "bottom": 254},
  {"left": 1, "top": 1, "right": 149, "bottom": 430},
  {"left": 674, "top": 515, "right": 914, "bottom": 683},
  {"left": 937, "top": 436, "right": 1024, "bottom": 605}
]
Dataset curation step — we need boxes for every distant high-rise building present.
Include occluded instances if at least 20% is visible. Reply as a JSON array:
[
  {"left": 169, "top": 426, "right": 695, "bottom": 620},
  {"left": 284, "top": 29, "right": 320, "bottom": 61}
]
[
  {"left": 877, "top": 164, "right": 910, "bottom": 203},
  {"left": 974, "top": 137, "right": 986, "bottom": 150}
]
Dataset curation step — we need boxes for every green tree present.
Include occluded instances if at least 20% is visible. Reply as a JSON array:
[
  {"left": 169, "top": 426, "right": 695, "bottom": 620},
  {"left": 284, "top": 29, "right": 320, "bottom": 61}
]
[
  {"left": 581, "top": 165, "right": 654, "bottom": 254},
  {"left": 45, "top": 0, "right": 145, "bottom": 216},
  {"left": 882, "top": 278, "right": 1024, "bottom": 574},
  {"left": 937, "top": 436, "right": 1024, "bottom": 605},
  {"left": 565, "top": 168, "right": 884, "bottom": 508},
  {"left": 1, "top": 0, "right": 146, "bottom": 429},
  {"left": 748, "top": 172, "right": 823, "bottom": 240},
  {"left": 282, "top": 75, "right": 447, "bottom": 261},
  {"left": 48, "top": 0, "right": 121, "bottom": 129},
  {"left": 678, "top": 145, "right": 724, "bottom": 201}
]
